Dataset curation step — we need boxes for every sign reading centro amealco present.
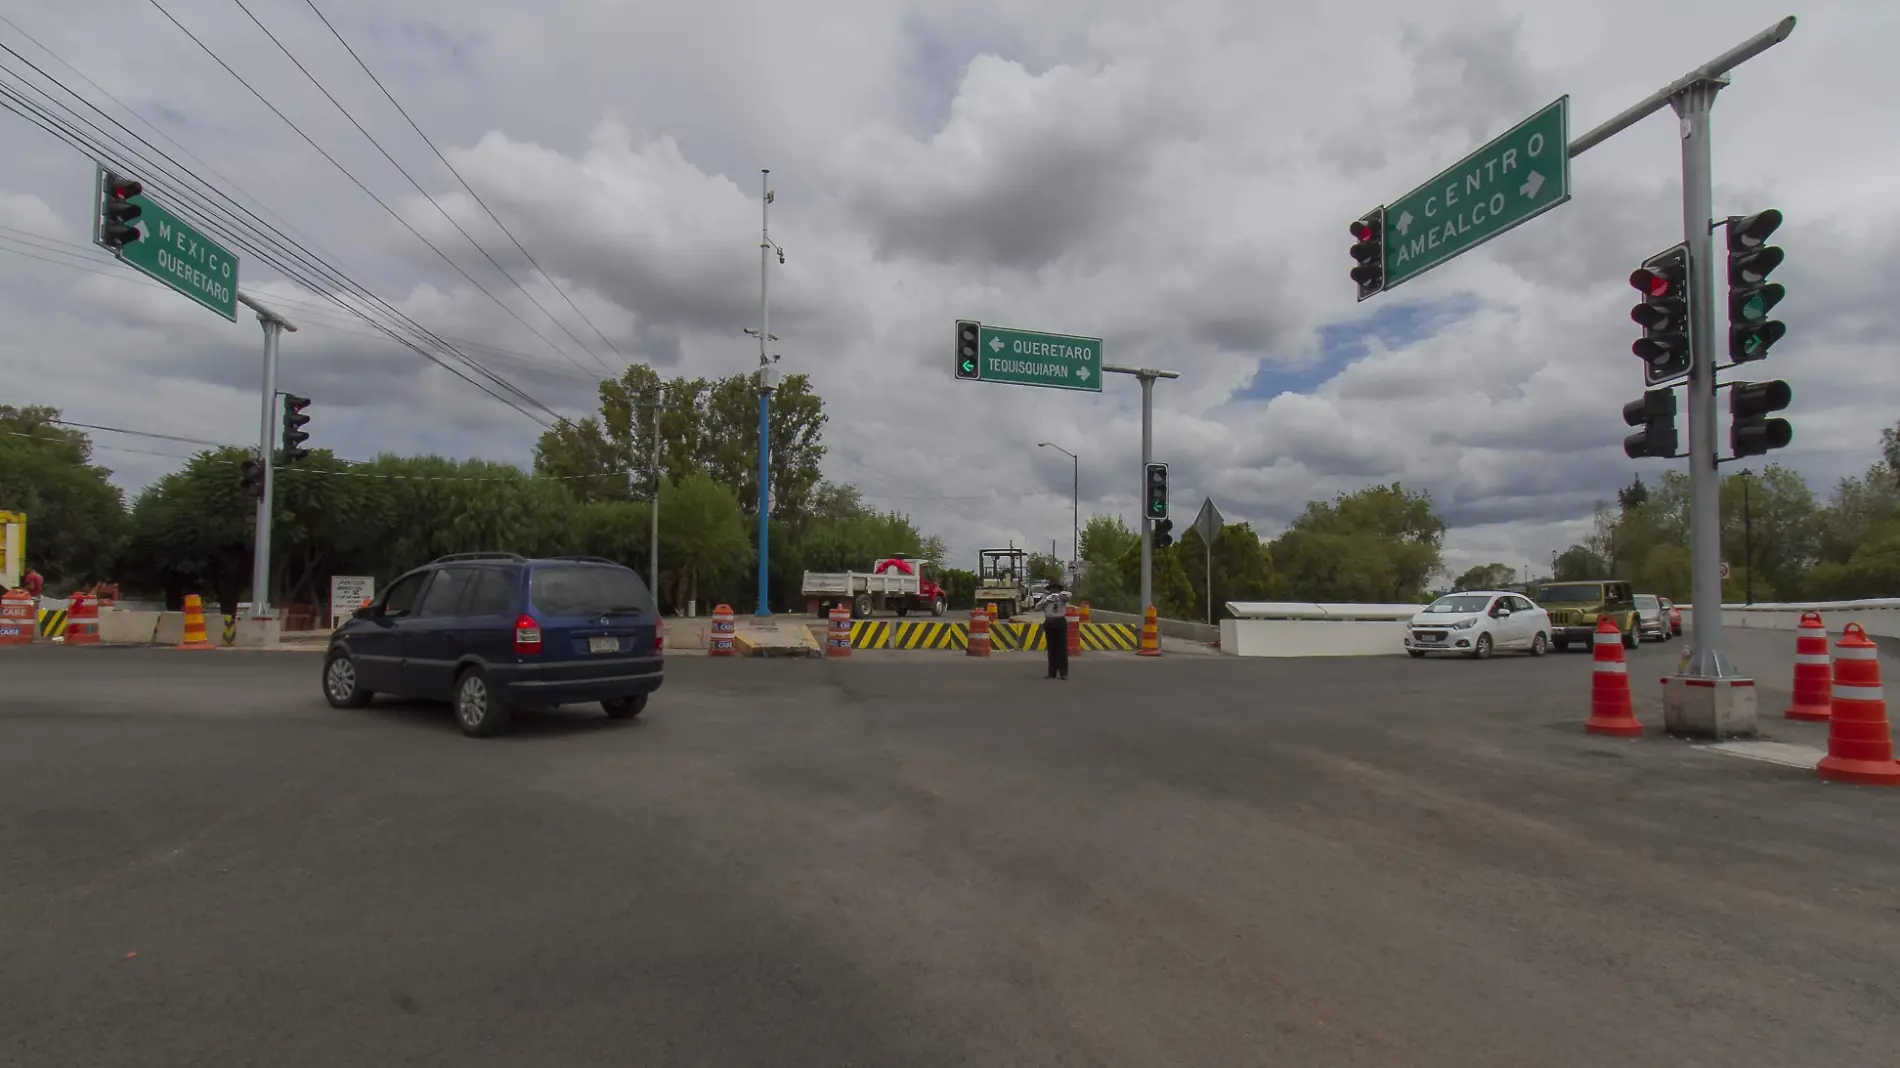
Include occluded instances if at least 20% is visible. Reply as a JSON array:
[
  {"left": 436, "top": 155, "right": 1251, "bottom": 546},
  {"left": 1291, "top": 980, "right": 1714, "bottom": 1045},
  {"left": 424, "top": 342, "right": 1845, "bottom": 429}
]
[
  {"left": 966, "top": 323, "right": 1103, "bottom": 393},
  {"left": 1380, "top": 96, "right": 1571, "bottom": 291}
]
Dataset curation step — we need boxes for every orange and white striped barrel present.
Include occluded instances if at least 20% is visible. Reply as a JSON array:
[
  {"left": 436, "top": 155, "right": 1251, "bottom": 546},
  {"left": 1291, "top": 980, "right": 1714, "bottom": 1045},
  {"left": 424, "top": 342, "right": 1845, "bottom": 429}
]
[
  {"left": 1816, "top": 623, "right": 1900, "bottom": 785},
  {"left": 64, "top": 593, "right": 101, "bottom": 646},
  {"left": 708, "top": 604, "right": 736, "bottom": 657},
  {"left": 966, "top": 607, "right": 991, "bottom": 658},
  {"left": 1785, "top": 610, "right": 1831, "bottom": 721},
  {"left": 1078, "top": 600, "right": 1091, "bottom": 625},
  {"left": 826, "top": 604, "right": 852, "bottom": 658},
  {"left": 1584, "top": 616, "right": 1641, "bottom": 736}
]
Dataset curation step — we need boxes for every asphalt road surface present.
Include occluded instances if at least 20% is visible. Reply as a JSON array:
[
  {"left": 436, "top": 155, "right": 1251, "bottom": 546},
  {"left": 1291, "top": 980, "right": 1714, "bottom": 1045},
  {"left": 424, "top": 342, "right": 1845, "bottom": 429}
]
[{"left": 4, "top": 639, "right": 1898, "bottom": 1067}]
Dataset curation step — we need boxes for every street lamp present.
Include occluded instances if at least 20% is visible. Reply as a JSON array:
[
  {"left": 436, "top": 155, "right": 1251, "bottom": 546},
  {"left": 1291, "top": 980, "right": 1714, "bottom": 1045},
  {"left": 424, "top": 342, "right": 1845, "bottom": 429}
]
[{"left": 1038, "top": 442, "right": 1078, "bottom": 567}]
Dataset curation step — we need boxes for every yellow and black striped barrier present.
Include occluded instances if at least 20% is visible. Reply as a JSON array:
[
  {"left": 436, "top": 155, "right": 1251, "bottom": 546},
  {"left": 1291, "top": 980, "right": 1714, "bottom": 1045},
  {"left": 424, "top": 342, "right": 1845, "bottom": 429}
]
[
  {"left": 35, "top": 608, "right": 67, "bottom": 639},
  {"left": 222, "top": 615, "right": 237, "bottom": 646},
  {"left": 841, "top": 619, "right": 1138, "bottom": 652},
  {"left": 892, "top": 621, "right": 968, "bottom": 650},
  {"left": 1080, "top": 623, "right": 1139, "bottom": 651},
  {"left": 848, "top": 620, "right": 892, "bottom": 649}
]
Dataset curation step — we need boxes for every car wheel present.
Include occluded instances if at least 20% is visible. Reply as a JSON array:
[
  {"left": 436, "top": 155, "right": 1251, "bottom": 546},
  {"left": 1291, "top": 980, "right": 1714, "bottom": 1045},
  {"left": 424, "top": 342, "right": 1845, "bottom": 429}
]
[
  {"left": 454, "top": 666, "right": 510, "bottom": 738},
  {"left": 931, "top": 596, "right": 947, "bottom": 617},
  {"left": 1470, "top": 633, "right": 1493, "bottom": 660},
  {"left": 1407, "top": 649, "right": 1427, "bottom": 659},
  {"left": 1529, "top": 632, "right": 1548, "bottom": 657},
  {"left": 602, "top": 694, "right": 647, "bottom": 720},
  {"left": 1553, "top": 638, "right": 1570, "bottom": 652},
  {"left": 322, "top": 649, "right": 373, "bottom": 708},
  {"left": 1622, "top": 628, "right": 1638, "bottom": 650},
  {"left": 895, "top": 603, "right": 911, "bottom": 618}
]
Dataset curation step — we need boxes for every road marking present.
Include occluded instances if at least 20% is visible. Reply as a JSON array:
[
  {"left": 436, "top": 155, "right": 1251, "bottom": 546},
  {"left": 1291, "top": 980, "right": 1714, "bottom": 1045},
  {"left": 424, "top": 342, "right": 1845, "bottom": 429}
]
[{"left": 1703, "top": 740, "right": 1823, "bottom": 769}]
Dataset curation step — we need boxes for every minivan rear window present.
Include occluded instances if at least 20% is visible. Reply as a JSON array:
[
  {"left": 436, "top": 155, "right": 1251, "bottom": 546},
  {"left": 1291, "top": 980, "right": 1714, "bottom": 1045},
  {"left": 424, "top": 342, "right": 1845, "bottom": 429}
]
[{"left": 530, "top": 565, "right": 653, "bottom": 617}]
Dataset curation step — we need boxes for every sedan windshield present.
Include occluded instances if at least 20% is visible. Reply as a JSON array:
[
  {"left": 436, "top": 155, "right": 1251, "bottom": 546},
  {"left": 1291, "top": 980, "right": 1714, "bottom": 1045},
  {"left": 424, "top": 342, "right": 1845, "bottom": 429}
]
[{"left": 1424, "top": 595, "right": 1492, "bottom": 614}]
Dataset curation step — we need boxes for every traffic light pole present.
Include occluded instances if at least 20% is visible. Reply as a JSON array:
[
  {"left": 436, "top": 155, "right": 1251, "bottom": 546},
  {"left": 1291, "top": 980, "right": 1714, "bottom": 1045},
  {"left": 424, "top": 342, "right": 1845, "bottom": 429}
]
[
  {"left": 1105, "top": 364, "right": 1180, "bottom": 613},
  {"left": 236, "top": 291, "right": 297, "bottom": 620},
  {"left": 1673, "top": 80, "right": 1735, "bottom": 679},
  {"left": 1562, "top": 16, "right": 1794, "bottom": 683}
]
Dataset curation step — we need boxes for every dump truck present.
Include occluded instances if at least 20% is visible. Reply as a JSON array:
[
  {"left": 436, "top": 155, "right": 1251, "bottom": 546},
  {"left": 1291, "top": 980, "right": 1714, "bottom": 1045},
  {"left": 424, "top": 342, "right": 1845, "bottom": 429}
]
[{"left": 801, "top": 557, "right": 948, "bottom": 618}]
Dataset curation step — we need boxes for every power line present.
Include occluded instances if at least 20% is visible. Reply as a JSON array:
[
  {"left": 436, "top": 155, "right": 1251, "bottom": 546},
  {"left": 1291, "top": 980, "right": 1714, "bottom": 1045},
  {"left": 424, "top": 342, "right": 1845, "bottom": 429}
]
[
  {"left": 0, "top": 55, "right": 566, "bottom": 426},
  {"left": 226, "top": 0, "right": 614, "bottom": 379},
  {"left": 300, "top": 0, "right": 632, "bottom": 371}
]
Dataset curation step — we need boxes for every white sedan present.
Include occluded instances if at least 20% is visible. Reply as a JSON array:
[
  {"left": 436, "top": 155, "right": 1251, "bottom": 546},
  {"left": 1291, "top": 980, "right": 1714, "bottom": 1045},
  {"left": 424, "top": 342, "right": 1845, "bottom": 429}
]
[{"left": 1403, "top": 591, "right": 1552, "bottom": 660}]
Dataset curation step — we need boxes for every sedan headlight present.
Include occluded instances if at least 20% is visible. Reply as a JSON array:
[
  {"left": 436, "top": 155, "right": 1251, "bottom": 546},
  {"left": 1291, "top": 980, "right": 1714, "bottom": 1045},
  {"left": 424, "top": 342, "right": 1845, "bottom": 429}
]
[{"left": 1451, "top": 617, "right": 1478, "bottom": 630}]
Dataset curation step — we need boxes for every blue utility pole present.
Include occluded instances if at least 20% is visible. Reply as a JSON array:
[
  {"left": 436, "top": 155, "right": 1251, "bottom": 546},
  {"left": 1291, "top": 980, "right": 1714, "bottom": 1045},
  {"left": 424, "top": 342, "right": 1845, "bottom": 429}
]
[{"left": 746, "top": 169, "right": 784, "bottom": 617}]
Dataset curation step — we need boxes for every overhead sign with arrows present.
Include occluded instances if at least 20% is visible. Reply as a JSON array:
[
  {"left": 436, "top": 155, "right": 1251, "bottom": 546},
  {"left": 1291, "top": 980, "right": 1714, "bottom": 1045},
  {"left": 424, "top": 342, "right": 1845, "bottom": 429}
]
[
  {"left": 953, "top": 321, "right": 1103, "bottom": 393},
  {"left": 1376, "top": 96, "right": 1571, "bottom": 292}
]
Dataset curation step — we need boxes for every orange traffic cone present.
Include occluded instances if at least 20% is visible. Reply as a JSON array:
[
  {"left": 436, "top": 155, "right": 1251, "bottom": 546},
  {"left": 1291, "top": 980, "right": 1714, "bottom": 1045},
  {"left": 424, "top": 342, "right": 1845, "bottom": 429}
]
[
  {"left": 1785, "top": 610, "right": 1832, "bottom": 722},
  {"left": 1135, "top": 604, "right": 1161, "bottom": 657},
  {"left": 1585, "top": 616, "right": 1642, "bottom": 736},
  {"left": 175, "top": 594, "right": 216, "bottom": 650},
  {"left": 1816, "top": 623, "right": 1900, "bottom": 786}
]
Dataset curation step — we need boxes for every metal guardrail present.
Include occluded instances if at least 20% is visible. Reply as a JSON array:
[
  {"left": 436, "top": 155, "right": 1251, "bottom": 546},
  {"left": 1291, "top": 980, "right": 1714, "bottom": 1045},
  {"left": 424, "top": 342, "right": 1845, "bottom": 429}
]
[{"left": 1225, "top": 601, "right": 1420, "bottom": 621}]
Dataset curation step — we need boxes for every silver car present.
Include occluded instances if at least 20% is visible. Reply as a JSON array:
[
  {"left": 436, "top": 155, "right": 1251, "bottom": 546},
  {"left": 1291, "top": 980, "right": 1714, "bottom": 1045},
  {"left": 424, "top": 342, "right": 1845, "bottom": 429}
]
[{"left": 1633, "top": 594, "right": 1670, "bottom": 642}]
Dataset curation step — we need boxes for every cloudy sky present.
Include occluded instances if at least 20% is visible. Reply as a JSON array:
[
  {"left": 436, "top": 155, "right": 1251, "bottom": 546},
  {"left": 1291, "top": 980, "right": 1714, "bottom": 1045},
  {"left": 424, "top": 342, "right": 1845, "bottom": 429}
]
[{"left": 2, "top": 0, "right": 1894, "bottom": 581}]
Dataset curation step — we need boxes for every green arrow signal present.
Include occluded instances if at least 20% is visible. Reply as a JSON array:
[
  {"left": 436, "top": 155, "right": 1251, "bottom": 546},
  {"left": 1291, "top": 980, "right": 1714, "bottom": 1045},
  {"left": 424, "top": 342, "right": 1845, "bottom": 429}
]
[{"left": 961, "top": 359, "right": 975, "bottom": 373}]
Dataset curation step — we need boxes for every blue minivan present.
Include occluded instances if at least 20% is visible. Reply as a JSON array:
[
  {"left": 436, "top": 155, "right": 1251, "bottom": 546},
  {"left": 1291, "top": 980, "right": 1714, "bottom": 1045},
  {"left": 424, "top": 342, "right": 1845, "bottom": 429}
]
[{"left": 323, "top": 553, "right": 664, "bottom": 737}]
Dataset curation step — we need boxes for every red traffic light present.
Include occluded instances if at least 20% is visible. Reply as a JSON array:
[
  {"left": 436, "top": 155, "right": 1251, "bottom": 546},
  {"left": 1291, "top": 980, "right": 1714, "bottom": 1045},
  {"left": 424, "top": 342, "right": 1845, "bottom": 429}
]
[
  {"left": 1349, "top": 219, "right": 1377, "bottom": 242},
  {"left": 1629, "top": 268, "right": 1670, "bottom": 298}
]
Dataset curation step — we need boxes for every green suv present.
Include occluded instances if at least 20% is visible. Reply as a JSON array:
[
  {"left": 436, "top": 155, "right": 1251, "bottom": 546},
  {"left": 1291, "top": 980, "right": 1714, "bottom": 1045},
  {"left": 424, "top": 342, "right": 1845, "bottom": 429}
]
[{"left": 1533, "top": 580, "right": 1639, "bottom": 652}]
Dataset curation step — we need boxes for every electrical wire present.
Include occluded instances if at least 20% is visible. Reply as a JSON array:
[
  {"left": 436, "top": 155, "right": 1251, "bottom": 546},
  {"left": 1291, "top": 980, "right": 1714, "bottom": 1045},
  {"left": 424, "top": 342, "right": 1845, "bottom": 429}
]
[
  {"left": 226, "top": 0, "right": 614, "bottom": 379},
  {"left": 300, "top": 0, "right": 631, "bottom": 371},
  {"left": 0, "top": 61, "right": 565, "bottom": 426}
]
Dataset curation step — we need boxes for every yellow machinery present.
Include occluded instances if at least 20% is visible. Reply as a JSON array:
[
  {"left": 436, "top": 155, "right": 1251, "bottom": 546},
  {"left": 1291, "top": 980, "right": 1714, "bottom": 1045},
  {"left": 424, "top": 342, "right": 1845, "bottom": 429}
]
[{"left": 0, "top": 511, "right": 24, "bottom": 589}]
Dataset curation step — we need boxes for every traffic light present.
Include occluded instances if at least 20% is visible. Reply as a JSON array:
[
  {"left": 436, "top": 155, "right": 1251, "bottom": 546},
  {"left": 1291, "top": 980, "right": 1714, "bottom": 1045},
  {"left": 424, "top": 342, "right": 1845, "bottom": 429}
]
[
  {"left": 1629, "top": 243, "right": 1690, "bottom": 386},
  {"left": 1727, "top": 209, "right": 1786, "bottom": 362},
  {"left": 1349, "top": 209, "right": 1384, "bottom": 302},
  {"left": 1153, "top": 518, "right": 1174, "bottom": 550},
  {"left": 280, "top": 394, "right": 311, "bottom": 463},
  {"left": 98, "top": 170, "right": 143, "bottom": 251},
  {"left": 1621, "top": 388, "right": 1678, "bottom": 460},
  {"left": 1730, "top": 380, "right": 1792, "bottom": 458},
  {"left": 1144, "top": 462, "right": 1169, "bottom": 521},
  {"left": 239, "top": 458, "right": 265, "bottom": 500},
  {"left": 955, "top": 320, "right": 981, "bottom": 380}
]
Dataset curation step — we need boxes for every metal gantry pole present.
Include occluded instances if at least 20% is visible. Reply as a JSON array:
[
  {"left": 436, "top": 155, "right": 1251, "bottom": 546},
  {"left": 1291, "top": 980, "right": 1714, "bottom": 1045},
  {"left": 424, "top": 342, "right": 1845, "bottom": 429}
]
[
  {"left": 237, "top": 291, "right": 296, "bottom": 621},
  {"left": 1674, "top": 78, "right": 1734, "bottom": 679},
  {"left": 1071, "top": 452, "right": 1078, "bottom": 565},
  {"left": 1103, "top": 365, "right": 1179, "bottom": 614},
  {"left": 650, "top": 391, "right": 662, "bottom": 599}
]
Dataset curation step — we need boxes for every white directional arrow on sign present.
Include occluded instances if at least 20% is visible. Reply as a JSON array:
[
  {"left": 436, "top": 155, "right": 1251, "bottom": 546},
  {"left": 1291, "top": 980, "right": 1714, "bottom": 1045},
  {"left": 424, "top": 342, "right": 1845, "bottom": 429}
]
[
  {"left": 988, "top": 337, "right": 1004, "bottom": 352},
  {"left": 1076, "top": 366, "right": 1091, "bottom": 380},
  {"left": 1519, "top": 170, "right": 1546, "bottom": 199},
  {"left": 1394, "top": 210, "right": 1415, "bottom": 236}
]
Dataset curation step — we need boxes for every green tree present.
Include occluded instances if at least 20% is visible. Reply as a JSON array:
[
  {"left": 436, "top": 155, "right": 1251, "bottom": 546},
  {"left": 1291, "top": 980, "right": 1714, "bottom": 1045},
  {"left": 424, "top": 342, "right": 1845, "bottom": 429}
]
[
  {"left": 1074, "top": 514, "right": 1139, "bottom": 612},
  {"left": 1180, "top": 522, "right": 1276, "bottom": 621},
  {"left": 1269, "top": 483, "right": 1444, "bottom": 602},
  {"left": 0, "top": 405, "right": 126, "bottom": 589},
  {"left": 657, "top": 473, "right": 752, "bottom": 610},
  {"left": 1453, "top": 563, "right": 1516, "bottom": 591}
]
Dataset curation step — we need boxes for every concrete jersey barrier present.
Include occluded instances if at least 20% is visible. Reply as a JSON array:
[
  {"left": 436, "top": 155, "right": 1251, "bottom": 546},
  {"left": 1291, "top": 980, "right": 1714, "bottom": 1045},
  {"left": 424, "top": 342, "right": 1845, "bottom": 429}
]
[
  {"left": 1679, "top": 599, "right": 1900, "bottom": 641},
  {"left": 1221, "top": 601, "right": 1420, "bottom": 657}
]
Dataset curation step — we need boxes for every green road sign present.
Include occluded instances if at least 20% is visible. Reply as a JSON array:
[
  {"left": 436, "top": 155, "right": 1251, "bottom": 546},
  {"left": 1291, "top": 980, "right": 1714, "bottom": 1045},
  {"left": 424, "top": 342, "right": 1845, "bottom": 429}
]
[
  {"left": 95, "top": 166, "right": 238, "bottom": 320},
  {"left": 1381, "top": 96, "right": 1570, "bottom": 291},
  {"left": 966, "top": 324, "right": 1102, "bottom": 393}
]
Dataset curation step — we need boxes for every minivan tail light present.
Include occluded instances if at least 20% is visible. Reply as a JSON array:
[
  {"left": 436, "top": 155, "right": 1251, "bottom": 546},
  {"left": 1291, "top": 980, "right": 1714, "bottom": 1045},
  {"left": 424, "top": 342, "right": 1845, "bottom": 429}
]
[{"left": 514, "top": 614, "right": 542, "bottom": 654}]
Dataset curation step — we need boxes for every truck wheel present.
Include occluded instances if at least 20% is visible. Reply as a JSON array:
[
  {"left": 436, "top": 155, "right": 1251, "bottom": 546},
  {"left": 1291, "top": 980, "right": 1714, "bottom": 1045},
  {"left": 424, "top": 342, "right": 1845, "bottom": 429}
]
[
  {"left": 895, "top": 600, "right": 911, "bottom": 618},
  {"left": 931, "top": 596, "right": 946, "bottom": 617},
  {"left": 853, "top": 593, "right": 873, "bottom": 619},
  {"left": 1622, "top": 628, "right": 1637, "bottom": 650}
]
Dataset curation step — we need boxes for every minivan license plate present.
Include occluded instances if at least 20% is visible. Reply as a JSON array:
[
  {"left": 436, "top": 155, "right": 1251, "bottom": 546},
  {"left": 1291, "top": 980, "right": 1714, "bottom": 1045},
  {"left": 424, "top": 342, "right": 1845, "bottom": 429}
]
[{"left": 588, "top": 636, "right": 618, "bottom": 654}]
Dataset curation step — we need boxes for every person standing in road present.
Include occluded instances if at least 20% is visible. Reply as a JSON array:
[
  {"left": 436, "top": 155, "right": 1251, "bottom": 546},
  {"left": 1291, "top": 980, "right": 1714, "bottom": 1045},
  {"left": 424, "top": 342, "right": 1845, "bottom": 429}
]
[{"left": 1042, "top": 577, "right": 1071, "bottom": 680}]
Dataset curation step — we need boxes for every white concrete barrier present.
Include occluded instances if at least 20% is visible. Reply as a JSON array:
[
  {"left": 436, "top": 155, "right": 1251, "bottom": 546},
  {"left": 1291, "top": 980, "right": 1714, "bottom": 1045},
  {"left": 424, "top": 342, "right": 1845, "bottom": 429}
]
[
  {"left": 96, "top": 609, "right": 161, "bottom": 645},
  {"left": 1220, "top": 601, "right": 1419, "bottom": 657},
  {"left": 1680, "top": 599, "right": 1900, "bottom": 640}
]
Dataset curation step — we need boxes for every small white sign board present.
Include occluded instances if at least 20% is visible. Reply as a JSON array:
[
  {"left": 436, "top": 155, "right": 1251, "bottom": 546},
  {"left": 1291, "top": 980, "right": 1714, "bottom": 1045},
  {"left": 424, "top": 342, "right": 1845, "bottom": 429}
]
[{"left": 330, "top": 575, "right": 375, "bottom": 628}]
